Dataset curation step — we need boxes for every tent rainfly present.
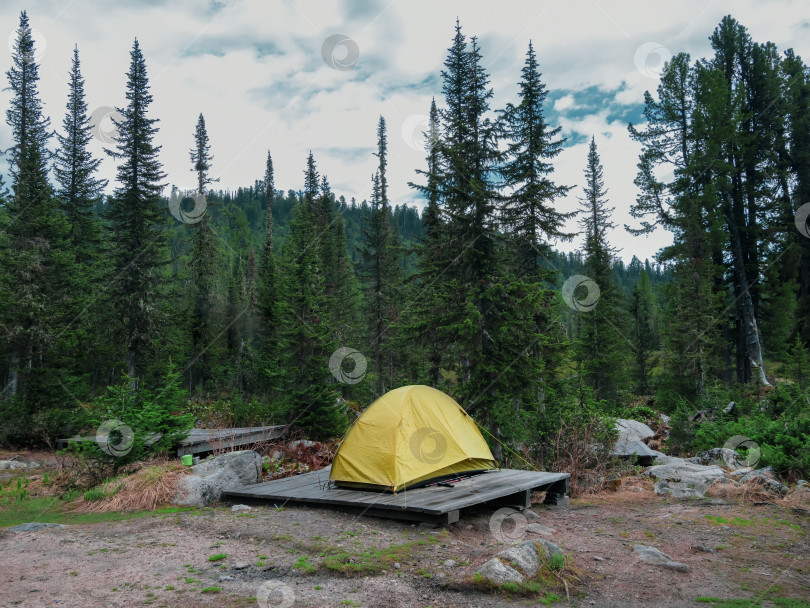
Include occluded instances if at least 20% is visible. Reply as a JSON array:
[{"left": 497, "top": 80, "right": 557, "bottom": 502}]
[{"left": 329, "top": 385, "right": 497, "bottom": 492}]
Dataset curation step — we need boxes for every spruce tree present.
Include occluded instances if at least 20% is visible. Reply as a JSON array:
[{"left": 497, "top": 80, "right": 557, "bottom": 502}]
[
  {"left": 575, "top": 137, "right": 629, "bottom": 404},
  {"left": 104, "top": 39, "right": 167, "bottom": 383},
  {"left": 53, "top": 44, "right": 110, "bottom": 392},
  {"left": 277, "top": 154, "right": 348, "bottom": 438},
  {"left": 501, "top": 41, "right": 574, "bottom": 275},
  {"left": 358, "top": 116, "right": 401, "bottom": 395},
  {"left": 630, "top": 269, "right": 659, "bottom": 394},
  {"left": 188, "top": 113, "right": 218, "bottom": 392},
  {"left": 2, "top": 11, "right": 74, "bottom": 408}
]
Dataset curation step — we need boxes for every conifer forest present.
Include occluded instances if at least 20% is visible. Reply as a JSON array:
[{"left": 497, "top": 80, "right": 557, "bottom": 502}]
[{"left": 1, "top": 7, "right": 809, "bottom": 480}]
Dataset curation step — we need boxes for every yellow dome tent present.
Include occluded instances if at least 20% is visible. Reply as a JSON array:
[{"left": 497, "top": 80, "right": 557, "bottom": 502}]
[{"left": 329, "top": 385, "right": 497, "bottom": 492}]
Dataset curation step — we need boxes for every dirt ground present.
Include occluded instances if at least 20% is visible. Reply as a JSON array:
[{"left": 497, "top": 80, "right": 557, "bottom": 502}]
[{"left": 0, "top": 459, "right": 808, "bottom": 608}]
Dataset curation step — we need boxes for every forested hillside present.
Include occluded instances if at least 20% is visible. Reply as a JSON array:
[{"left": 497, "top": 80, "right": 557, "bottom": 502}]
[{"left": 0, "top": 11, "right": 807, "bottom": 477}]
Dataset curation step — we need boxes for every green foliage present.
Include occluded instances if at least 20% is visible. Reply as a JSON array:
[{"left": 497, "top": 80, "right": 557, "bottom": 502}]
[{"left": 69, "top": 365, "right": 194, "bottom": 475}]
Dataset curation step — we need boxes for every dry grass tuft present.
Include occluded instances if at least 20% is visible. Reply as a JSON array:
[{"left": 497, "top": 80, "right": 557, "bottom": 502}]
[
  {"left": 706, "top": 479, "right": 787, "bottom": 503},
  {"left": 69, "top": 460, "right": 189, "bottom": 513}
]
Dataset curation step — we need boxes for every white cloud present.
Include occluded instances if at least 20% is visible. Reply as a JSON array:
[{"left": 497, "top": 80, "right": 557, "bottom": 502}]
[{"left": 1, "top": 0, "right": 808, "bottom": 263}]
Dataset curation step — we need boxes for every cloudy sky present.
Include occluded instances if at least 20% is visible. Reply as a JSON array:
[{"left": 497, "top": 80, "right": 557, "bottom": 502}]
[{"left": 1, "top": 0, "right": 808, "bottom": 262}]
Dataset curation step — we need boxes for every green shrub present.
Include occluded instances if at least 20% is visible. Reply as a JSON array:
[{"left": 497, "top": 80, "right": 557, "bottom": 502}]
[{"left": 65, "top": 363, "right": 195, "bottom": 478}]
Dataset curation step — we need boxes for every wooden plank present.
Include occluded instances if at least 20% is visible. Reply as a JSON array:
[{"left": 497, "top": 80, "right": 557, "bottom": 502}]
[{"left": 223, "top": 467, "right": 571, "bottom": 520}]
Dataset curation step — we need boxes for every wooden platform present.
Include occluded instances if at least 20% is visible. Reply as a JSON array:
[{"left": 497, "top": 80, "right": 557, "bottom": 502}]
[
  {"left": 222, "top": 467, "right": 570, "bottom": 524},
  {"left": 56, "top": 425, "right": 287, "bottom": 457}
]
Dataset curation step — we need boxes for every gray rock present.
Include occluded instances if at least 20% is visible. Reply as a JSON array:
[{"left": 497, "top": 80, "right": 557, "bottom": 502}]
[
  {"left": 632, "top": 545, "right": 690, "bottom": 573},
  {"left": 738, "top": 467, "right": 788, "bottom": 496},
  {"left": 796, "top": 480, "right": 808, "bottom": 489},
  {"left": 475, "top": 558, "right": 524, "bottom": 585},
  {"left": 611, "top": 438, "right": 658, "bottom": 459},
  {"left": 535, "top": 539, "right": 564, "bottom": 561},
  {"left": 523, "top": 509, "right": 541, "bottom": 520},
  {"left": 723, "top": 401, "right": 736, "bottom": 414},
  {"left": 644, "top": 462, "right": 728, "bottom": 486},
  {"left": 289, "top": 440, "right": 317, "bottom": 449},
  {"left": 173, "top": 450, "right": 263, "bottom": 507},
  {"left": 10, "top": 522, "right": 66, "bottom": 532},
  {"left": 691, "top": 545, "right": 715, "bottom": 553},
  {"left": 231, "top": 504, "right": 252, "bottom": 513},
  {"left": 526, "top": 523, "right": 555, "bottom": 536},
  {"left": 0, "top": 459, "right": 30, "bottom": 470},
  {"left": 497, "top": 541, "right": 540, "bottom": 577},
  {"left": 443, "top": 559, "right": 455, "bottom": 567},
  {"left": 728, "top": 467, "right": 753, "bottom": 478},
  {"left": 615, "top": 419, "right": 655, "bottom": 442},
  {"left": 687, "top": 448, "right": 743, "bottom": 469},
  {"left": 232, "top": 562, "right": 249, "bottom": 570},
  {"left": 654, "top": 480, "right": 708, "bottom": 499},
  {"left": 218, "top": 575, "right": 234, "bottom": 582}
]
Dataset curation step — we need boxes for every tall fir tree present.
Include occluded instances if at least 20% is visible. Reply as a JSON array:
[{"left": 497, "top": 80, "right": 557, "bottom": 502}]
[
  {"left": 53, "top": 44, "right": 110, "bottom": 392},
  {"left": 104, "top": 39, "right": 168, "bottom": 383},
  {"left": 359, "top": 116, "right": 401, "bottom": 396},
  {"left": 188, "top": 113, "right": 218, "bottom": 392},
  {"left": 2, "top": 11, "right": 75, "bottom": 410},
  {"left": 277, "top": 153, "right": 348, "bottom": 438},
  {"left": 575, "top": 137, "right": 628, "bottom": 404}
]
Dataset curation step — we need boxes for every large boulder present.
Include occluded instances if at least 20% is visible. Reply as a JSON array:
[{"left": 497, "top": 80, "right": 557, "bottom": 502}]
[
  {"left": 615, "top": 419, "right": 655, "bottom": 443},
  {"left": 475, "top": 540, "right": 565, "bottom": 587},
  {"left": 738, "top": 466, "right": 788, "bottom": 497},
  {"left": 644, "top": 462, "right": 728, "bottom": 486},
  {"left": 173, "top": 450, "right": 262, "bottom": 507},
  {"left": 498, "top": 541, "right": 540, "bottom": 577},
  {"left": 686, "top": 448, "right": 744, "bottom": 469},
  {"left": 654, "top": 480, "right": 708, "bottom": 499},
  {"left": 612, "top": 420, "right": 658, "bottom": 465}
]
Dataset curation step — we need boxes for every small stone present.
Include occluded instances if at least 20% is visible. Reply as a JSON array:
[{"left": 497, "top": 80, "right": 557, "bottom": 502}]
[
  {"left": 443, "top": 560, "right": 455, "bottom": 567},
  {"left": 464, "top": 525, "right": 472, "bottom": 530},
  {"left": 593, "top": 556, "right": 604, "bottom": 561},
  {"left": 633, "top": 545, "right": 690, "bottom": 573},
  {"left": 691, "top": 545, "right": 716, "bottom": 553},
  {"left": 218, "top": 575, "right": 234, "bottom": 582},
  {"left": 394, "top": 563, "right": 400, "bottom": 569},
  {"left": 232, "top": 563, "right": 249, "bottom": 570},
  {"left": 523, "top": 509, "right": 541, "bottom": 520},
  {"left": 231, "top": 504, "right": 252, "bottom": 513},
  {"left": 526, "top": 523, "right": 555, "bottom": 536}
]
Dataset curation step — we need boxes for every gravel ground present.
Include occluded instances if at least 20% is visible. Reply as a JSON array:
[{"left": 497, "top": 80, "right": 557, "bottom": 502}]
[{"left": 1, "top": 482, "right": 808, "bottom": 608}]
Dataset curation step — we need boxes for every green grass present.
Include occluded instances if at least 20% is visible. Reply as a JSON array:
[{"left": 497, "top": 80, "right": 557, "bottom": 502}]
[
  {"left": 704, "top": 515, "right": 756, "bottom": 527},
  {"left": 200, "top": 586, "right": 221, "bottom": 594},
  {"left": 294, "top": 555, "right": 316, "bottom": 573},
  {"left": 208, "top": 553, "right": 227, "bottom": 562},
  {"left": 322, "top": 537, "right": 438, "bottom": 575}
]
